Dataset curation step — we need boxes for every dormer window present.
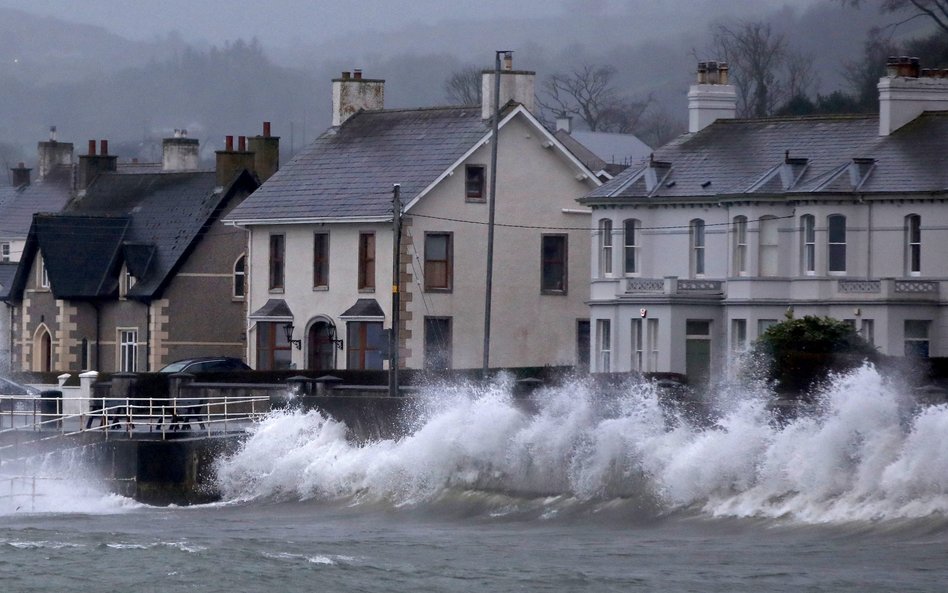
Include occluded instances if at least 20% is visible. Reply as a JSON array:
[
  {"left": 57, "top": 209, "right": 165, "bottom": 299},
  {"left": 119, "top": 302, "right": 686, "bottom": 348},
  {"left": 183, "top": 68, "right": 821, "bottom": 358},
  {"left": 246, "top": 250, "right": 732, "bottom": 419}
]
[
  {"left": 119, "top": 264, "right": 135, "bottom": 297},
  {"left": 37, "top": 255, "right": 49, "bottom": 289}
]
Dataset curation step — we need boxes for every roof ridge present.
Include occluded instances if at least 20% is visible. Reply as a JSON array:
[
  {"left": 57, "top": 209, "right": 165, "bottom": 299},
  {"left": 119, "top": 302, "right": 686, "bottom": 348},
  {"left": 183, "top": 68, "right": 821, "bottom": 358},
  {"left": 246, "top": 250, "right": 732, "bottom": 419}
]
[{"left": 720, "top": 113, "right": 877, "bottom": 124}]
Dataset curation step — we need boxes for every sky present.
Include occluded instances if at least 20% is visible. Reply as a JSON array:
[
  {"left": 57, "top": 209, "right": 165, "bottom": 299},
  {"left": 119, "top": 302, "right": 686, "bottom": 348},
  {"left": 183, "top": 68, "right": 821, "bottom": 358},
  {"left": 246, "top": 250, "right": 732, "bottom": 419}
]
[{"left": 0, "top": 0, "right": 814, "bottom": 46}]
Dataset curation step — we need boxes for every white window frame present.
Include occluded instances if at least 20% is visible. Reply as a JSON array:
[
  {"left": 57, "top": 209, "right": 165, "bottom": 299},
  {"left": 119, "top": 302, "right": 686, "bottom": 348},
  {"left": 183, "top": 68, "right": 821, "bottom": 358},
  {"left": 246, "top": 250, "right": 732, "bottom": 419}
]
[
  {"left": 905, "top": 214, "right": 921, "bottom": 277},
  {"left": 596, "top": 319, "right": 611, "bottom": 372},
  {"left": 860, "top": 319, "right": 874, "bottom": 345},
  {"left": 233, "top": 254, "right": 246, "bottom": 299},
  {"left": 904, "top": 320, "right": 931, "bottom": 358},
  {"left": 0, "top": 242, "right": 9, "bottom": 262},
  {"left": 118, "top": 329, "right": 139, "bottom": 373},
  {"left": 827, "top": 214, "right": 846, "bottom": 275},
  {"left": 731, "top": 318, "right": 747, "bottom": 352},
  {"left": 623, "top": 219, "right": 640, "bottom": 276},
  {"left": 646, "top": 318, "right": 659, "bottom": 371},
  {"left": 801, "top": 214, "right": 816, "bottom": 275},
  {"left": 758, "top": 215, "right": 778, "bottom": 277},
  {"left": 733, "top": 216, "right": 747, "bottom": 276},
  {"left": 631, "top": 318, "right": 643, "bottom": 371},
  {"left": 599, "top": 219, "right": 613, "bottom": 277},
  {"left": 690, "top": 219, "right": 705, "bottom": 278}
]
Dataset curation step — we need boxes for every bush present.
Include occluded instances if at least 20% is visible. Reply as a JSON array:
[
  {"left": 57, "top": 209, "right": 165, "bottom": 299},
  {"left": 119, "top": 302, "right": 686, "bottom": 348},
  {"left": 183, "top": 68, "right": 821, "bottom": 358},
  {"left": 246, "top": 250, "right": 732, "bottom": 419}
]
[{"left": 752, "top": 315, "right": 877, "bottom": 398}]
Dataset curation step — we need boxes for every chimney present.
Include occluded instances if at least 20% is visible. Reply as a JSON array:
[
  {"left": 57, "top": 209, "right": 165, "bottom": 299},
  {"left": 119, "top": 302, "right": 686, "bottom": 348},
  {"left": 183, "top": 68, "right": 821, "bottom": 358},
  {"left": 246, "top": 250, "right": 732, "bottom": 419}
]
[
  {"left": 36, "top": 126, "right": 74, "bottom": 180},
  {"left": 77, "top": 138, "right": 117, "bottom": 190},
  {"left": 332, "top": 69, "right": 385, "bottom": 126},
  {"left": 687, "top": 61, "right": 737, "bottom": 133},
  {"left": 481, "top": 53, "right": 536, "bottom": 119},
  {"left": 556, "top": 117, "right": 573, "bottom": 133},
  {"left": 215, "top": 134, "right": 255, "bottom": 187},
  {"left": 247, "top": 121, "right": 280, "bottom": 183},
  {"left": 162, "top": 128, "right": 200, "bottom": 171},
  {"left": 878, "top": 56, "right": 948, "bottom": 135},
  {"left": 10, "top": 162, "right": 31, "bottom": 187}
]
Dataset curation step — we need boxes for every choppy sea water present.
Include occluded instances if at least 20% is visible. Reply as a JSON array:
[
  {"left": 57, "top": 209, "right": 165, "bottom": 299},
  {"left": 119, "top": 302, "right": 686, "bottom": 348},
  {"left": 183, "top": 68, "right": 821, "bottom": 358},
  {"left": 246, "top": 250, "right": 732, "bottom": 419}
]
[{"left": 2, "top": 365, "right": 947, "bottom": 592}]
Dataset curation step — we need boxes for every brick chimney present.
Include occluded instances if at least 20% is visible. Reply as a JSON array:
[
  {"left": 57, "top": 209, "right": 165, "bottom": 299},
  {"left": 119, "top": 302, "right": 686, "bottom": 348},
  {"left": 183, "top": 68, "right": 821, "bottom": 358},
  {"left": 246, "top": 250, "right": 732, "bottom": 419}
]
[
  {"left": 215, "top": 135, "right": 255, "bottom": 187},
  {"left": 37, "top": 126, "right": 74, "bottom": 180},
  {"left": 10, "top": 162, "right": 31, "bottom": 187},
  {"left": 878, "top": 56, "right": 948, "bottom": 135},
  {"left": 481, "top": 53, "right": 536, "bottom": 119},
  {"left": 77, "top": 139, "right": 117, "bottom": 190},
  {"left": 332, "top": 69, "right": 385, "bottom": 126},
  {"left": 247, "top": 121, "right": 280, "bottom": 183},
  {"left": 687, "top": 61, "right": 737, "bottom": 133},
  {"left": 162, "top": 129, "right": 200, "bottom": 171}
]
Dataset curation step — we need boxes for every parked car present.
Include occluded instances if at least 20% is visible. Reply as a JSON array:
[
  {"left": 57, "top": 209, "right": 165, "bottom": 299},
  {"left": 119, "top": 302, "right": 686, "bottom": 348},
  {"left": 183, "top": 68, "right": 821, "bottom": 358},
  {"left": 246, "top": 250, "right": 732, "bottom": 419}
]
[{"left": 158, "top": 357, "right": 251, "bottom": 374}]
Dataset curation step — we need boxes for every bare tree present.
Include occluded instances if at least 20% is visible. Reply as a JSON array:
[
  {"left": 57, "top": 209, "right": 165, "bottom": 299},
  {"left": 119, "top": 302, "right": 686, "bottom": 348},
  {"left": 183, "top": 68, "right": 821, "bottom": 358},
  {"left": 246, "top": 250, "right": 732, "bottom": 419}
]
[
  {"left": 537, "top": 64, "right": 651, "bottom": 132},
  {"left": 443, "top": 66, "right": 482, "bottom": 105},
  {"left": 712, "top": 21, "right": 789, "bottom": 118},
  {"left": 841, "top": 1, "right": 948, "bottom": 33}
]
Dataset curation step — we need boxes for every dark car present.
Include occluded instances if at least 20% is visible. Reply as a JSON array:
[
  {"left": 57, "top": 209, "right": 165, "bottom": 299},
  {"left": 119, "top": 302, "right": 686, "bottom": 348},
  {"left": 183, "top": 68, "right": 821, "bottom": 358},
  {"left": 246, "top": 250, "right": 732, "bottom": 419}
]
[{"left": 158, "top": 357, "right": 251, "bottom": 374}]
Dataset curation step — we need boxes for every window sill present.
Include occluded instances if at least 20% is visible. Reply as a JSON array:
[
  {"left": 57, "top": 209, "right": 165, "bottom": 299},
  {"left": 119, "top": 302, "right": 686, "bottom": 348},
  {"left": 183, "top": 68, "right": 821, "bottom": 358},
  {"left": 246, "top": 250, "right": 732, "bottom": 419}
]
[
  {"left": 232, "top": 296, "right": 246, "bottom": 302},
  {"left": 313, "top": 286, "right": 329, "bottom": 292},
  {"left": 424, "top": 287, "right": 452, "bottom": 293},
  {"left": 541, "top": 290, "right": 568, "bottom": 296},
  {"left": 268, "top": 288, "right": 285, "bottom": 294},
  {"left": 465, "top": 197, "right": 486, "bottom": 203},
  {"left": 358, "top": 287, "right": 376, "bottom": 294}
]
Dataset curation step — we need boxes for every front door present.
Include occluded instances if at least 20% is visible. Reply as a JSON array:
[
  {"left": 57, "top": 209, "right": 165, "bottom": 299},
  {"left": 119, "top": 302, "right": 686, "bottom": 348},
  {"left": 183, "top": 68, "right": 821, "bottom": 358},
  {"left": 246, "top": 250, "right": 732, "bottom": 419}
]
[
  {"left": 685, "top": 320, "right": 711, "bottom": 386},
  {"left": 307, "top": 322, "right": 335, "bottom": 371}
]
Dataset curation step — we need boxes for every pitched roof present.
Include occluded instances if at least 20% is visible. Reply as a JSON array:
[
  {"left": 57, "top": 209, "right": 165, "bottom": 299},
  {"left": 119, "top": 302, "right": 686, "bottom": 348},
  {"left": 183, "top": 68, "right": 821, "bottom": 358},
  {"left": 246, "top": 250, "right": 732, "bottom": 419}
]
[
  {"left": 8, "top": 169, "right": 256, "bottom": 302},
  {"left": 0, "top": 177, "right": 73, "bottom": 239},
  {"left": 226, "top": 106, "right": 493, "bottom": 223},
  {"left": 583, "top": 113, "right": 948, "bottom": 203},
  {"left": 0, "top": 262, "right": 16, "bottom": 300}
]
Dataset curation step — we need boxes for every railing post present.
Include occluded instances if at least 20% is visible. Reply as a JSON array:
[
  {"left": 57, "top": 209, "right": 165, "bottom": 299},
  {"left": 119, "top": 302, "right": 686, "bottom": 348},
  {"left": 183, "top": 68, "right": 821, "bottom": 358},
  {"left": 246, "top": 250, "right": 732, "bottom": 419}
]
[{"left": 78, "top": 370, "right": 98, "bottom": 432}]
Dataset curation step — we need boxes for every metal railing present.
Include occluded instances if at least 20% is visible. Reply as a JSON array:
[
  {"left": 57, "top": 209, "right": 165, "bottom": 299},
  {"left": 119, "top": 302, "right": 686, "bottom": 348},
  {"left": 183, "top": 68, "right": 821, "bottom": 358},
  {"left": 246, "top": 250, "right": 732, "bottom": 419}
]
[{"left": 0, "top": 393, "right": 271, "bottom": 442}]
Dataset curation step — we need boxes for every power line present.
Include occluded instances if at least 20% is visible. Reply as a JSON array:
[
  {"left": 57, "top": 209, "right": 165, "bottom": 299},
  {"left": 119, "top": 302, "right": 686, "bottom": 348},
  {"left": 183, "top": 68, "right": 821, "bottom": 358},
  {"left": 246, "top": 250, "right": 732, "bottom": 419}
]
[{"left": 409, "top": 212, "right": 799, "bottom": 232}]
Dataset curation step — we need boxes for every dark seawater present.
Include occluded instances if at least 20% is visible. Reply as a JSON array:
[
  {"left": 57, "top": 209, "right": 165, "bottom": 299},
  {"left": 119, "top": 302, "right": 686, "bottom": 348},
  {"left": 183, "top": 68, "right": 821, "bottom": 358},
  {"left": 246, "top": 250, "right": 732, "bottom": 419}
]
[{"left": 2, "top": 365, "right": 948, "bottom": 591}]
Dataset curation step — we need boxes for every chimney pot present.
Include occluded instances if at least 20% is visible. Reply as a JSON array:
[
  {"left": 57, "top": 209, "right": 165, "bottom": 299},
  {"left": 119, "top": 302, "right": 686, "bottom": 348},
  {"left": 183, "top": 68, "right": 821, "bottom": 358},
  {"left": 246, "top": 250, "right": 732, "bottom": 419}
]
[
  {"left": 88, "top": 140, "right": 96, "bottom": 156},
  {"left": 238, "top": 136, "right": 247, "bottom": 151},
  {"left": 100, "top": 139, "right": 108, "bottom": 156},
  {"left": 263, "top": 121, "right": 271, "bottom": 137},
  {"left": 226, "top": 135, "right": 234, "bottom": 151},
  {"left": 353, "top": 69, "right": 362, "bottom": 80},
  {"left": 49, "top": 126, "right": 57, "bottom": 141},
  {"left": 342, "top": 71, "right": 351, "bottom": 80}
]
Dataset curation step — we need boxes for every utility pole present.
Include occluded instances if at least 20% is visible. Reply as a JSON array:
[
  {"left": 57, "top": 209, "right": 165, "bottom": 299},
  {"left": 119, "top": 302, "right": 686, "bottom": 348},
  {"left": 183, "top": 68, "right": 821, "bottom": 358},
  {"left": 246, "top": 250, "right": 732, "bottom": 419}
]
[
  {"left": 483, "top": 50, "right": 510, "bottom": 375},
  {"left": 390, "top": 183, "right": 402, "bottom": 397}
]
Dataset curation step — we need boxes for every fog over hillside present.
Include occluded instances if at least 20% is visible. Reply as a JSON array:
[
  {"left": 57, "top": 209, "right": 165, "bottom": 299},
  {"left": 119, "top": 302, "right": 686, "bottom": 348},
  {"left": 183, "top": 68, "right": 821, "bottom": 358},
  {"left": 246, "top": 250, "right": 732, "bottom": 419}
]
[{"left": 0, "top": 0, "right": 927, "bottom": 184}]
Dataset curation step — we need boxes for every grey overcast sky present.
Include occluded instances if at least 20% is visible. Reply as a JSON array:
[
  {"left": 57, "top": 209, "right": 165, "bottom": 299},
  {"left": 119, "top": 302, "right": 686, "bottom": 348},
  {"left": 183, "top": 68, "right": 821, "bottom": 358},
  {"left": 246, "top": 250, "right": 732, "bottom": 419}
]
[{"left": 0, "top": 0, "right": 815, "bottom": 46}]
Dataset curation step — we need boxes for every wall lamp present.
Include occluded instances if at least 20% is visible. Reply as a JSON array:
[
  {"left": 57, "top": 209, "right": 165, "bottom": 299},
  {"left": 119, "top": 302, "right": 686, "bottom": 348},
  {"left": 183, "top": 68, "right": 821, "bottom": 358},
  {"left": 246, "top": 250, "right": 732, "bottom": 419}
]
[{"left": 282, "top": 323, "right": 302, "bottom": 350}]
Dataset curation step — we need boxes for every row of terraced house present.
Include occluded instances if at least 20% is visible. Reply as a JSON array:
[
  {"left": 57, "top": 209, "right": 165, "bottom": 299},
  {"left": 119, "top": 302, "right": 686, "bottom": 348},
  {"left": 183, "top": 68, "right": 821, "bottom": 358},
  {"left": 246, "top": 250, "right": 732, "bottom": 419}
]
[{"left": 2, "top": 56, "right": 948, "bottom": 385}]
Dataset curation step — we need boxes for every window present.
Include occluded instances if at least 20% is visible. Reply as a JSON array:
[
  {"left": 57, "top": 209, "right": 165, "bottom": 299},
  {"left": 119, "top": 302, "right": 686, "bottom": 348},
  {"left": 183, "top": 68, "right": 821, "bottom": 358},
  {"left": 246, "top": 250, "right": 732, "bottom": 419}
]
[
  {"left": 599, "top": 219, "right": 613, "bottom": 277},
  {"left": 0, "top": 242, "right": 9, "bottom": 262},
  {"left": 596, "top": 319, "right": 611, "bottom": 372},
  {"left": 347, "top": 321, "right": 384, "bottom": 370},
  {"left": 631, "top": 318, "right": 643, "bottom": 371},
  {"left": 358, "top": 232, "right": 376, "bottom": 290},
  {"left": 801, "top": 214, "right": 815, "bottom": 275},
  {"left": 827, "top": 214, "right": 846, "bottom": 274},
  {"left": 313, "top": 233, "right": 329, "bottom": 289},
  {"left": 80, "top": 338, "right": 90, "bottom": 371},
  {"left": 906, "top": 214, "right": 921, "bottom": 276},
  {"left": 465, "top": 165, "right": 485, "bottom": 200},
  {"left": 904, "top": 320, "right": 930, "bottom": 358},
  {"left": 732, "top": 216, "right": 747, "bottom": 275},
  {"left": 119, "top": 329, "right": 138, "bottom": 373},
  {"left": 233, "top": 255, "right": 246, "bottom": 299},
  {"left": 731, "top": 319, "right": 747, "bottom": 352},
  {"left": 758, "top": 215, "right": 778, "bottom": 277},
  {"left": 269, "top": 234, "right": 285, "bottom": 291},
  {"left": 424, "top": 232, "right": 452, "bottom": 291},
  {"left": 576, "top": 320, "right": 591, "bottom": 370},
  {"left": 256, "top": 322, "right": 292, "bottom": 370},
  {"left": 38, "top": 255, "right": 49, "bottom": 289},
  {"left": 623, "top": 219, "right": 640, "bottom": 275},
  {"left": 541, "top": 234, "right": 567, "bottom": 293},
  {"left": 690, "top": 219, "right": 705, "bottom": 277},
  {"left": 424, "top": 317, "right": 452, "bottom": 371},
  {"left": 120, "top": 265, "right": 135, "bottom": 298},
  {"left": 758, "top": 319, "right": 778, "bottom": 337}
]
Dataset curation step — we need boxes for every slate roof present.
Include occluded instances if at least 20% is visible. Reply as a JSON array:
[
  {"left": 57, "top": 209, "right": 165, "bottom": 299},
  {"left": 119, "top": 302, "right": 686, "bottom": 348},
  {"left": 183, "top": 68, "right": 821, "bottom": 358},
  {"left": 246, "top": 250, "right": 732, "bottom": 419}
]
[
  {"left": 582, "top": 112, "right": 948, "bottom": 203},
  {"left": 0, "top": 177, "right": 73, "bottom": 238},
  {"left": 557, "top": 130, "right": 652, "bottom": 172},
  {"left": 8, "top": 169, "right": 256, "bottom": 302},
  {"left": 226, "top": 106, "right": 492, "bottom": 223},
  {"left": 249, "top": 298, "right": 294, "bottom": 320},
  {"left": 340, "top": 298, "right": 385, "bottom": 318},
  {"left": 0, "top": 262, "right": 16, "bottom": 300}
]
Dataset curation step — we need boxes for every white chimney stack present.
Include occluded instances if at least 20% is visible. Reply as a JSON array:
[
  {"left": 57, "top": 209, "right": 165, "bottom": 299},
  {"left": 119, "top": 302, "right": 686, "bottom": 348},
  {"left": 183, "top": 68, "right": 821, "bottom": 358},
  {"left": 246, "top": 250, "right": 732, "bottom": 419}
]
[
  {"left": 878, "top": 56, "right": 948, "bottom": 135},
  {"left": 332, "top": 69, "right": 385, "bottom": 127},
  {"left": 481, "top": 54, "right": 536, "bottom": 120},
  {"left": 687, "top": 61, "right": 737, "bottom": 133},
  {"left": 162, "top": 131, "right": 200, "bottom": 171}
]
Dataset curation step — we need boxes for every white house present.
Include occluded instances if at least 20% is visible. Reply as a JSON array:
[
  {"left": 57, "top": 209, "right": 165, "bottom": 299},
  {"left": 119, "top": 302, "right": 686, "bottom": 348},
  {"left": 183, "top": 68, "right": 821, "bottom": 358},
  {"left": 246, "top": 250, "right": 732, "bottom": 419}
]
[
  {"left": 225, "top": 60, "right": 601, "bottom": 371},
  {"left": 581, "top": 58, "right": 948, "bottom": 383}
]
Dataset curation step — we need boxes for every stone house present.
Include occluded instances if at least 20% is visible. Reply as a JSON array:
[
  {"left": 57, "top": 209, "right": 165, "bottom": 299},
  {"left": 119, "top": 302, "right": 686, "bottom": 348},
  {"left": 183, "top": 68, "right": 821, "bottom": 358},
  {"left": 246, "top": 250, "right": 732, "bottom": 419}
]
[
  {"left": 224, "top": 60, "right": 601, "bottom": 371},
  {"left": 581, "top": 59, "right": 948, "bottom": 383},
  {"left": 3, "top": 127, "right": 278, "bottom": 372}
]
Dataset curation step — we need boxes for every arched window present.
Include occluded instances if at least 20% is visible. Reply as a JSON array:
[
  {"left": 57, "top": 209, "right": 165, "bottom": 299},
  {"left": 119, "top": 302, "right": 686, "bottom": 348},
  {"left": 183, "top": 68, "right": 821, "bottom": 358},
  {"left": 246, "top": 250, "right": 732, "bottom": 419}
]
[
  {"left": 233, "top": 254, "right": 246, "bottom": 299},
  {"left": 307, "top": 319, "right": 337, "bottom": 371},
  {"left": 732, "top": 216, "right": 747, "bottom": 275},
  {"left": 800, "top": 214, "right": 815, "bottom": 275},
  {"left": 32, "top": 325, "right": 52, "bottom": 373},
  {"left": 758, "top": 215, "right": 778, "bottom": 277},
  {"left": 690, "top": 219, "right": 705, "bottom": 277},
  {"left": 623, "top": 219, "right": 640, "bottom": 275},
  {"left": 827, "top": 214, "right": 846, "bottom": 274},
  {"left": 598, "top": 218, "right": 613, "bottom": 277},
  {"left": 905, "top": 214, "right": 921, "bottom": 276}
]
